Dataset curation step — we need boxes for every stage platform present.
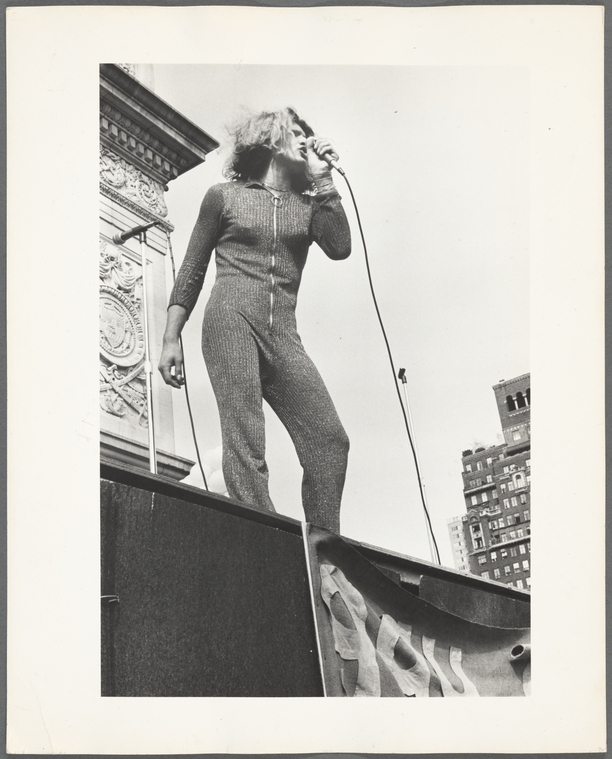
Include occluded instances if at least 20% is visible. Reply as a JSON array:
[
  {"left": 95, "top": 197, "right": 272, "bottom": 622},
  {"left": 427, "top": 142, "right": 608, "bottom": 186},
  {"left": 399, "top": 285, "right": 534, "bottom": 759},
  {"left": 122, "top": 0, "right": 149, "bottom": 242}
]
[{"left": 101, "top": 458, "right": 530, "bottom": 697}]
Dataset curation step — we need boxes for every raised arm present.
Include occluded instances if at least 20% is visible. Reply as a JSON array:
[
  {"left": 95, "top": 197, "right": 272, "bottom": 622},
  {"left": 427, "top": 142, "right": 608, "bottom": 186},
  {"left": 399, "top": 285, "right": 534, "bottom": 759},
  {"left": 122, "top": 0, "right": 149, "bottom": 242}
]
[{"left": 307, "top": 137, "right": 351, "bottom": 261}]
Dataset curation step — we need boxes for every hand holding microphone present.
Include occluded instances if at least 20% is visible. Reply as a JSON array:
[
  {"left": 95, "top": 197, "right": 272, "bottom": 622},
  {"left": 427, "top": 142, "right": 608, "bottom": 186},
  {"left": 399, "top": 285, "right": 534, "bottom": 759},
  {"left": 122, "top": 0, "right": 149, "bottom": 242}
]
[{"left": 307, "top": 137, "right": 346, "bottom": 177}]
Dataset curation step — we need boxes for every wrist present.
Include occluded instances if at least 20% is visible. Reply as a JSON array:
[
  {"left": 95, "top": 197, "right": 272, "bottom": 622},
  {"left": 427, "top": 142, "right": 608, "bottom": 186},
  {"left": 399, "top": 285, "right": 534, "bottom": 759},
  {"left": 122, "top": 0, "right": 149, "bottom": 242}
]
[{"left": 313, "top": 172, "right": 336, "bottom": 194}]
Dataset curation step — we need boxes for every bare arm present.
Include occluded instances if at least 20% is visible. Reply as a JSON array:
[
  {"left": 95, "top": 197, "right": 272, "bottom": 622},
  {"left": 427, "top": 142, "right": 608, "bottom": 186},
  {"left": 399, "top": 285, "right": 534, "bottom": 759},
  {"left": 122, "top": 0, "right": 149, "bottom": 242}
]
[{"left": 158, "top": 305, "right": 189, "bottom": 389}]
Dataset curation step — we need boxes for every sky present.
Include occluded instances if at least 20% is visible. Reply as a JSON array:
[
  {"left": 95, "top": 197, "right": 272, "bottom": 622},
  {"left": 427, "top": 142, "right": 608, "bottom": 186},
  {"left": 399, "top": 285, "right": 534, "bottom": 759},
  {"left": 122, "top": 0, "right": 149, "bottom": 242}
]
[{"left": 150, "top": 63, "right": 529, "bottom": 566}]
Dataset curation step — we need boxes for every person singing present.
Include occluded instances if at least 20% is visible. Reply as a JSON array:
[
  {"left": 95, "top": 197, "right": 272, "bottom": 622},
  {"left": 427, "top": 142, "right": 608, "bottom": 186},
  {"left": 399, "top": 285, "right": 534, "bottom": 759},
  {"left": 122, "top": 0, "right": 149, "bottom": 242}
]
[{"left": 158, "top": 107, "right": 351, "bottom": 533}]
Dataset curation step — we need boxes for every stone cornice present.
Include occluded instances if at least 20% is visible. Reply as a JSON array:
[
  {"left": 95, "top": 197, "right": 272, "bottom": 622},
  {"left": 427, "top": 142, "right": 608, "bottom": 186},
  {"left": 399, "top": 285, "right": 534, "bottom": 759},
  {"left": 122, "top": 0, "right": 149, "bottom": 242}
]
[
  {"left": 100, "top": 183, "right": 174, "bottom": 234},
  {"left": 100, "top": 64, "right": 219, "bottom": 186}
]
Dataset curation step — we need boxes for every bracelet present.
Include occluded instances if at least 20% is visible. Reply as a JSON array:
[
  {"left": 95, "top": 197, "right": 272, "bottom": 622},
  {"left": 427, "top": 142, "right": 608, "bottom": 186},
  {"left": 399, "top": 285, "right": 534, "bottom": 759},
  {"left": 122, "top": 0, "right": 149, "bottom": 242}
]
[{"left": 313, "top": 174, "right": 336, "bottom": 194}]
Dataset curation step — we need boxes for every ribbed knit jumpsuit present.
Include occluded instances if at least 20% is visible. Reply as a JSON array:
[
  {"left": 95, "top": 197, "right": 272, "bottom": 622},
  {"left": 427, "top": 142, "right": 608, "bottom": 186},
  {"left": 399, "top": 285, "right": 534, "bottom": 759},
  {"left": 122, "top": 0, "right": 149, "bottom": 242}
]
[{"left": 169, "top": 179, "right": 352, "bottom": 532}]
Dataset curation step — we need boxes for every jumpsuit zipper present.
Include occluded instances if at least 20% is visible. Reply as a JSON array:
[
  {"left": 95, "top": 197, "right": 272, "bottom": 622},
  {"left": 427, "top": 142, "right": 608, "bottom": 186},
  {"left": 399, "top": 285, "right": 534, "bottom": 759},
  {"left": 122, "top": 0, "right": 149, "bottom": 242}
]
[{"left": 269, "top": 196, "right": 281, "bottom": 330}]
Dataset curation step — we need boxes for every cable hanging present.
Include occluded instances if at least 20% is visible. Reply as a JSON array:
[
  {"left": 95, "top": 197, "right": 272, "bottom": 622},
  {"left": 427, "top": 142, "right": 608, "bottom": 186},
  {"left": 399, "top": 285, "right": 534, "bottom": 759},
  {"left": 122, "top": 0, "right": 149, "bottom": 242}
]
[
  {"left": 338, "top": 171, "right": 441, "bottom": 565},
  {"left": 163, "top": 165, "right": 441, "bottom": 561},
  {"left": 164, "top": 230, "right": 210, "bottom": 491}
]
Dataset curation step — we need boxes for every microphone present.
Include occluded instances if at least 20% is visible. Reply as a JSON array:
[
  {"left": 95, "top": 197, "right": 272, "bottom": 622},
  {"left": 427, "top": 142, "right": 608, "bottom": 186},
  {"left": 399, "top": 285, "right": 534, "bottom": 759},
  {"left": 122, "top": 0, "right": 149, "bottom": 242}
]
[
  {"left": 321, "top": 151, "right": 346, "bottom": 177},
  {"left": 112, "top": 221, "right": 158, "bottom": 245}
]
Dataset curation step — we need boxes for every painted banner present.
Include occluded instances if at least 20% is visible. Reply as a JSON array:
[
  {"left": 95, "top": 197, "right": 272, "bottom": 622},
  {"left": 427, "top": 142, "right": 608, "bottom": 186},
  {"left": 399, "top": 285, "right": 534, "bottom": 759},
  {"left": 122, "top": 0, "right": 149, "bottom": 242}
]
[{"left": 304, "top": 524, "right": 530, "bottom": 697}]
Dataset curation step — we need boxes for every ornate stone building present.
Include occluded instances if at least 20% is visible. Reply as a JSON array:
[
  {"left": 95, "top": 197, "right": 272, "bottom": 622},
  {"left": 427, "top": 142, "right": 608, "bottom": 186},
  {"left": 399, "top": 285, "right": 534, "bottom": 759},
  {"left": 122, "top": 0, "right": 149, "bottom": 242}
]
[{"left": 99, "top": 64, "right": 219, "bottom": 478}]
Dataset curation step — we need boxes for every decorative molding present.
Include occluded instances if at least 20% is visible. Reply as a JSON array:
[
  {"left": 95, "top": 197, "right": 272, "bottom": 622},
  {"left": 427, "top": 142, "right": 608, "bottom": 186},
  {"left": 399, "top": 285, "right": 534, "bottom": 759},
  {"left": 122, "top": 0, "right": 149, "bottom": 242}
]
[
  {"left": 100, "top": 183, "right": 174, "bottom": 233},
  {"left": 99, "top": 360, "right": 147, "bottom": 423},
  {"left": 100, "top": 64, "right": 219, "bottom": 185},
  {"left": 100, "top": 108, "right": 182, "bottom": 185},
  {"left": 117, "top": 64, "right": 136, "bottom": 76},
  {"left": 99, "top": 285, "right": 144, "bottom": 367},
  {"left": 99, "top": 239, "right": 148, "bottom": 427},
  {"left": 100, "top": 434, "right": 194, "bottom": 481},
  {"left": 101, "top": 101, "right": 185, "bottom": 169},
  {"left": 100, "top": 147, "right": 168, "bottom": 217},
  {"left": 99, "top": 238, "right": 140, "bottom": 294}
]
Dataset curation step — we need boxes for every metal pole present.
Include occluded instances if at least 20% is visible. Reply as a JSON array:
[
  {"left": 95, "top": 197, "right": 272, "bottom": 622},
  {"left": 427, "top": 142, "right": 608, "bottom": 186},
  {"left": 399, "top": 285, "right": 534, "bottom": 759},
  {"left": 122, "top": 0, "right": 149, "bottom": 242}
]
[{"left": 139, "top": 231, "right": 157, "bottom": 474}]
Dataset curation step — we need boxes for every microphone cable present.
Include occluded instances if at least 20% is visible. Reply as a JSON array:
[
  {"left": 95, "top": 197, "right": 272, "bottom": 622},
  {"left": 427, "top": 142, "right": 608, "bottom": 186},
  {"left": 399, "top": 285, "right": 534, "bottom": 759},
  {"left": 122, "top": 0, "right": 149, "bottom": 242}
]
[
  {"left": 164, "top": 229, "right": 210, "bottom": 491},
  {"left": 336, "top": 170, "right": 441, "bottom": 565}
]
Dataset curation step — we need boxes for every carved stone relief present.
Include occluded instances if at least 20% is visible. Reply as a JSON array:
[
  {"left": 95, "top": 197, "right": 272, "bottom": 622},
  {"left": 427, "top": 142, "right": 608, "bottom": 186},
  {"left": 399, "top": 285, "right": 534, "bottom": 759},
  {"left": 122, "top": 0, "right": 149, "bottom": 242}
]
[
  {"left": 100, "top": 147, "right": 168, "bottom": 217},
  {"left": 99, "top": 239, "right": 148, "bottom": 427}
]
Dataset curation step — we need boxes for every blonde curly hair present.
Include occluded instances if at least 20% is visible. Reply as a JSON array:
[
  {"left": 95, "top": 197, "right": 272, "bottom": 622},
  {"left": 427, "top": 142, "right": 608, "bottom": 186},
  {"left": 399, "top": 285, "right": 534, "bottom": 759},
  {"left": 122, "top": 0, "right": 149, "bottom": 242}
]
[{"left": 223, "top": 107, "right": 314, "bottom": 185}]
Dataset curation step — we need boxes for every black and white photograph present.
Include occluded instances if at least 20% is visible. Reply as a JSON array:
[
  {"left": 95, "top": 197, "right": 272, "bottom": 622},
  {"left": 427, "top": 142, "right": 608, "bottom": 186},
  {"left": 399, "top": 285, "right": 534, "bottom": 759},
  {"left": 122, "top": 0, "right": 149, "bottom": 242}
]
[
  {"left": 7, "top": 4, "right": 605, "bottom": 754},
  {"left": 99, "top": 61, "right": 531, "bottom": 699}
]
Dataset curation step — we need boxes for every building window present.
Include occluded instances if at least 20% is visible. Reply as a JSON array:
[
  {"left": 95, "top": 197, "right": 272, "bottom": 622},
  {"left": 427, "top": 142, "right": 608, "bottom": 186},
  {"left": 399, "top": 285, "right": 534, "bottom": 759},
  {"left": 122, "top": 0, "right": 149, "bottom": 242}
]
[
  {"left": 504, "top": 565, "right": 511, "bottom": 576},
  {"left": 513, "top": 514, "right": 521, "bottom": 524},
  {"left": 520, "top": 493, "right": 527, "bottom": 504},
  {"left": 506, "top": 395, "right": 516, "bottom": 411},
  {"left": 498, "top": 518, "right": 505, "bottom": 527},
  {"left": 522, "top": 560, "right": 529, "bottom": 571},
  {"left": 481, "top": 571, "right": 490, "bottom": 579},
  {"left": 526, "top": 459, "right": 531, "bottom": 468},
  {"left": 489, "top": 521, "right": 497, "bottom": 530},
  {"left": 501, "top": 549, "right": 508, "bottom": 559},
  {"left": 503, "top": 498, "right": 510, "bottom": 509},
  {"left": 481, "top": 491, "right": 488, "bottom": 502},
  {"left": 511, "top": 496, "right": 518, "bottom": 507},
  {"left": 500, "top": 483, "right": 507, "bottom": 492},
  {"left": 513, "top": 562, "right": 520, "bottom": 574},
  {"left": 465, "top": 464, "right": 472, "bottom": 472},
  {"left": 491, "top": 551, "right": 497, "bottom": 562},
  {"left": 516, "top": 579, "right": 525, "bottom": 589},
  {"left": 514, "top": 473, "right": 525, "bottom": 488},
  {"left": 508, "top": 482, "right": 515, "bottom": 491},
  {"left": 510, "top": 547, "right": 518, "bottom": 557},
  {"left": 512, "top": 430, "right": 521, "bottom": 441},
  {"left": 486, "top": 458, "right": 493, "bottom": 467},
  {"left": 486, "top": 475, "right": 493, "bottom": 483},
  {"left": 516, "top": 391, "right": 526, "bottom": 409},
  {"left": 477, "top": 461, "right": 483, "bottom": 471},
  {"left": 526, "top": 577, "right": 531, "bottom": 588},
  {"left": 523, "top": 510, "right": 530, "bottom": 521},
  {"left": 478, "top": 555, "right": 487, "bottom": 565},
  {"left": 519, "top": 544, "right": 527, "bottom": 555},
  {"left": 471, "top": 495, "right": 478, "bottom": 506},
  {"left": 493, "top": 568, "right": 501, "bottom": 579},
  {"left": 501, "top": 534, "right": 508, "bottom": 543},
  {"left": 509, "top": 530, "right": 517, "bottom": 540}
]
